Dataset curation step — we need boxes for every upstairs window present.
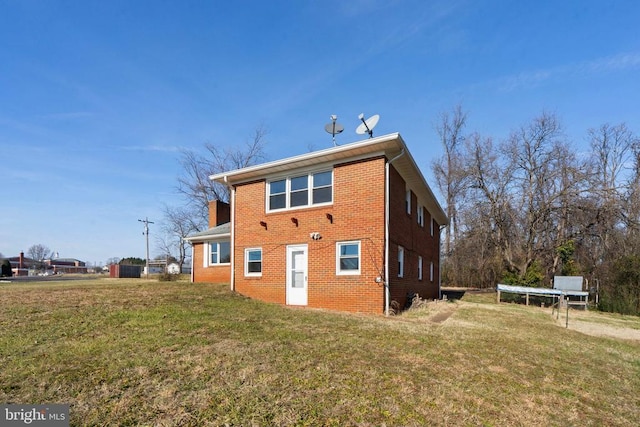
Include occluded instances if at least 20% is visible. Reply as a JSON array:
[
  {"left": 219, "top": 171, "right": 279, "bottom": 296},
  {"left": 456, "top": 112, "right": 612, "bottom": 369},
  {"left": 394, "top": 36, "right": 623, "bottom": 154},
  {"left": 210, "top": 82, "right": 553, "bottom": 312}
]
[
  {"left": 430, "top": 214, "right": 434, "bottom": 236},
  {"left": 268, "top": 170, "right": 333, "bottom": 211},
  {"left": 417, "top": 204, "right": 424, "bottom": 227},
  {"left": 405, "top": 190, "right": 411, "bottom": 214},
  {"left": 269, "top": 179, "right": 286, "bottom": 210},
  {"left": 290, "top": 175, "right": 308, "bottom": 207},
  {"left": 312, "top": 171, "right": 332, "bottom": 204}
]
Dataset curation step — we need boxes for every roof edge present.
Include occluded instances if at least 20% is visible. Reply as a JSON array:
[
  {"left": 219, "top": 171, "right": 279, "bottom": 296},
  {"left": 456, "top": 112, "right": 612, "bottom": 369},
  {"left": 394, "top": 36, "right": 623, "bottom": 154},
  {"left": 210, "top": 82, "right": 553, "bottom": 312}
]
[{"left": 209, "top": 132, "right": 402, "bottom": 183}]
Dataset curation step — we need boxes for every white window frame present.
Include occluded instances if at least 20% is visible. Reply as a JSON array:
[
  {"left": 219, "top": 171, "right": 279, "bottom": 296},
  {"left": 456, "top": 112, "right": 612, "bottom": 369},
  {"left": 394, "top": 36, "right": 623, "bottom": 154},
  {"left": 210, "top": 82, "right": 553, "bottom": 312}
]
[
  {"left": 204, "top": 240, "right": 230, "bottom": 267},
  {"left": 267, "top": 170, "right": 333, "bottom": 212},
  {"left": 244, "top": 248, "right": 262, "bottom": 277},
  {"left": 417, "top": 204, "right": 424, "bottom": 227},
  {"left": 430, "top": 212, "right": 434, "bottom": 236},
  {"left": 398, "top": 246, "right": 405, "bottom": 278},
  {"left": 418, "top": 256, "right": 423, "bottom": 281},
  {"left": 405, "top": 189, "right": 411, "bottom": 214},
  {"left": 430, "top": 261, "right": 434, "bottom": 282},
  {"left": 336, "top": 241, "right": 361, "bottom": 275}
]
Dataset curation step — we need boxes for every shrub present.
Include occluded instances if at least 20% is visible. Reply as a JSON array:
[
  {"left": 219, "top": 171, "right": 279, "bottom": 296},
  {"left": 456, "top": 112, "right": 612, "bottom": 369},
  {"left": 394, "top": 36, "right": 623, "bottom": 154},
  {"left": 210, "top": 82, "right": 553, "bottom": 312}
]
[
  {"left": 158, "top": 272, "right": 179, "bottom": 282},
  {"left": 502, "top": 261, "right": 544, "bottom": 287},
  {"left": 0, "top": 259, "right": 12, "bottom": 277}
]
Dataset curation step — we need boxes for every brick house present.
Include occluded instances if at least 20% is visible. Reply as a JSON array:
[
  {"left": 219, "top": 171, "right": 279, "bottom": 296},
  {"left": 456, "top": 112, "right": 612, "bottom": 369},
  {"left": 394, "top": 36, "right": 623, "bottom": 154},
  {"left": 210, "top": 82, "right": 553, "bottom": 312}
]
[
  {"left": 184, "top": 200, "right": 232, "bottom": 284},
  {"left": 189, "top": 133, "right": 447, "bottom": 315}
]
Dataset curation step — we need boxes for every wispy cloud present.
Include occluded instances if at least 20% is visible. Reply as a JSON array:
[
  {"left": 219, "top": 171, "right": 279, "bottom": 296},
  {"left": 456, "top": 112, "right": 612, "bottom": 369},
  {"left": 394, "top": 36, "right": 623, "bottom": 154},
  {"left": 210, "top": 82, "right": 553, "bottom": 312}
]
[
  {"left": 498, "top": 51, "right": 640, "bottom": 92},
  {"left": 584, "top": 52, "right": 640, "bottom": 73}
]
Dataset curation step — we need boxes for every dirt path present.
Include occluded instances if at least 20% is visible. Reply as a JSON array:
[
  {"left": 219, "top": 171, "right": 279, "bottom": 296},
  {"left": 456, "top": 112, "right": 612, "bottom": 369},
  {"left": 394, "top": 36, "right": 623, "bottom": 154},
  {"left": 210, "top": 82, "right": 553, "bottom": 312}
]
[{"left": 554, "top": 310, "right": 640, "bottom": 341}]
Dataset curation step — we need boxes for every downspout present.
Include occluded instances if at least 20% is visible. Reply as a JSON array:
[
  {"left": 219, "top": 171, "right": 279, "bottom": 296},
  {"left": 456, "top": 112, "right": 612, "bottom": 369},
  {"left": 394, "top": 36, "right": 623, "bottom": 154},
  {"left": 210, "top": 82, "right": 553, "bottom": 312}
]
[
  {"left": 385, "top": 148, "right": 406, "bottom": 316},
  {"left": 189, "top": 240, "right": 194, "bottom": 283},
  {"left": 438, "top": 224, "right": 446, "bottom": 300},
  {"left": 224, "top": 175, "right": 235, "bottom": 291}
]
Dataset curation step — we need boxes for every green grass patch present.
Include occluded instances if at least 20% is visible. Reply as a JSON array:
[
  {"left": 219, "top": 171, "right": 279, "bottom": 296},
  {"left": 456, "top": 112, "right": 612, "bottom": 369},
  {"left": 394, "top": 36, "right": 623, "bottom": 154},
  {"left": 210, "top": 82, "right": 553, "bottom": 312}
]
[{"left": 1, "top": 279, "right": 639, "bottom": 426}]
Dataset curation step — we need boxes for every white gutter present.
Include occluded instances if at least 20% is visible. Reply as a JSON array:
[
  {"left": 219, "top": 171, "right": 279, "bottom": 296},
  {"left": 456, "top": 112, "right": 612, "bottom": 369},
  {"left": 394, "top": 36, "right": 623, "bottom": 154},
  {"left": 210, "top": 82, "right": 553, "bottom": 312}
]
[
  {"left": 190, "top": 242, "right": 194, "bottom": 283},
  {"left": 384, "top": 148, "right": 406, "bottom": 316}
]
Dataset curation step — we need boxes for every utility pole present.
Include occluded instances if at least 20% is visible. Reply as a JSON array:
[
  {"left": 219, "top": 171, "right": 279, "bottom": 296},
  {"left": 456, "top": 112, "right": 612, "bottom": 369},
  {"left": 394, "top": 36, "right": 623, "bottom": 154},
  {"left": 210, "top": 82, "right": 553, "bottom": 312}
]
[{"left": 138, "top": 217, "right": 154, "bottom": 279}]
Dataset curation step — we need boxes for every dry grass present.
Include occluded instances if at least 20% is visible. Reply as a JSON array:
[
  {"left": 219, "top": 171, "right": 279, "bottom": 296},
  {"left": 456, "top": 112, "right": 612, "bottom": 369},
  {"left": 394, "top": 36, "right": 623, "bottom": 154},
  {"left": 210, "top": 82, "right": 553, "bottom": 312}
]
[{"left": 1, "top": 279, "right": 639, "bottom": 426}]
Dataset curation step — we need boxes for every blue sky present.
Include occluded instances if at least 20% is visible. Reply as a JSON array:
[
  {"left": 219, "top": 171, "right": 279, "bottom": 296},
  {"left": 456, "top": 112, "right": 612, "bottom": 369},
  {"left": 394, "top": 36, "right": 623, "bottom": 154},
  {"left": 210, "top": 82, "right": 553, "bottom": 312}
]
[{"left": 1, "top": 0, "right": 639, "bottom": 265}]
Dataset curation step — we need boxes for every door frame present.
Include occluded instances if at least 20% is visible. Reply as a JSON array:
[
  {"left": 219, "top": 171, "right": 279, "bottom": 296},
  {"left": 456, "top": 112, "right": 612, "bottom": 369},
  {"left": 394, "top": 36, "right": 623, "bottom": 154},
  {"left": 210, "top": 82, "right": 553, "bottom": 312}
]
[{"left": 285, "top": 244, "right": 308, "bottom": 306}]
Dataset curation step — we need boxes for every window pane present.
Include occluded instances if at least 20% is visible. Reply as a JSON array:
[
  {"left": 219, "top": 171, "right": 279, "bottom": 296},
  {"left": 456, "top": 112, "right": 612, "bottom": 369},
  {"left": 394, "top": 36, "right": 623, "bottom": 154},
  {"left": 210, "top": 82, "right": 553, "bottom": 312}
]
[
  {"left": 292, "top": 271, "right": 305, "bottom": 288},
  {"left": 290, "top": 175, "right": 308, "bottom": 191},
  {"left": 270, "top": 179, "right": 286, "bottom": 194},
  {"left": 211, "top": 242, "right": 219, "bottom": 264},
  {"left": 313, "top": 171, "right": 332, "bottom": 187},
  {"left": 247, "top": 250, "right": 261, "bottom": 262},
  {"left": 340, "top": 244, "right": 358, "bottom": 256},
  {"left": 290, "top": 189, "right": 308, "bottom": 207},
  {"left": 340, "top": 258, "right": 359, "bottom": 271},
  {"left": 220, "top": 242, "right": 230, "bottom": 263},
  {"left": 313, "top": 187, "right": 332, "bottom": 204},
  {"left": 248, "top": 261, "right": 262, "bottom": 273},
  {"left": 270, "top": 194, "right": 286, "bottom": 210},
  {"left": 246, "top": 249, "right": 262, "bottom": 274}
]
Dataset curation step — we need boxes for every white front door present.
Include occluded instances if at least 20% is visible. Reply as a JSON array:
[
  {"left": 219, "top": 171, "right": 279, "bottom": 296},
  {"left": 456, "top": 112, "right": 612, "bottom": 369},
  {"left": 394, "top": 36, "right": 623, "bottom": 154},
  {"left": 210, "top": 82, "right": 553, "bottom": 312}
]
[{"left": 286, "top": 244, "right": 308, "bottom": 306}]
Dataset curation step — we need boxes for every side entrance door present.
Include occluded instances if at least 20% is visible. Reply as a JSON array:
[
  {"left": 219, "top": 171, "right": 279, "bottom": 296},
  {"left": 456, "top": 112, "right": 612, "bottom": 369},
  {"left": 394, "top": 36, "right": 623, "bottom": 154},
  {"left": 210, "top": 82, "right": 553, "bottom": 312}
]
[{"left": 286, "top": 244, "right": 308, "bottom": 306}]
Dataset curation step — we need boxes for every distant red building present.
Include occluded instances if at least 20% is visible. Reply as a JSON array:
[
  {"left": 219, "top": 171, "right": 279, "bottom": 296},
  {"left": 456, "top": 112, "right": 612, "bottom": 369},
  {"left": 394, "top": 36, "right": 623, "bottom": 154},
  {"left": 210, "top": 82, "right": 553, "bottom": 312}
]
[{"left": 6, "top": 252, "right": 88, "bottom": 276}]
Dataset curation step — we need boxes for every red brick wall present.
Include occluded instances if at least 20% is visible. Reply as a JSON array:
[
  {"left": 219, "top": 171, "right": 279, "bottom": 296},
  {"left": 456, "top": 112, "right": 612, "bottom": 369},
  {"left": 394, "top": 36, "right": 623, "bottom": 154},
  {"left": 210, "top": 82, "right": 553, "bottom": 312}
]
[
  {"left": 233, "top": 157, "right": 387, "bottom": 314},
  {"left": 388, "top": 166, "right": 441, "bottom": 307},
  {"left": 208, "top": 200, "right": 230, "bottom": 228},
  {"left": 191, "top": 241, "right": 231, "bottom": 283}
]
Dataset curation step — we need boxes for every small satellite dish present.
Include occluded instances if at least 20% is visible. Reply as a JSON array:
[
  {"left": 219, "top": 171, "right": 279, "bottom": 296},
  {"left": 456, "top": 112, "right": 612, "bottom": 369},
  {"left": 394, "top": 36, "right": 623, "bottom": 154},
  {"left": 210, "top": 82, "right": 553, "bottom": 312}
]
[
  {"left": 324, "top": 114, "right": 344, "bottom": 146},
  {"left": 356, "top": 113, "right": 380, "bottom": 138}
]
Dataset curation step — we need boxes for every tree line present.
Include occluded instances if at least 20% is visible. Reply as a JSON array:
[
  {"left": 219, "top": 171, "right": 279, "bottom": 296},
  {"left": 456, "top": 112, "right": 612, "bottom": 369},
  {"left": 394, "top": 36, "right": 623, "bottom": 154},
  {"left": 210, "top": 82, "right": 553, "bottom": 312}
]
[{"left": 432, "top": 106, "right": 640, "bottom": 315}]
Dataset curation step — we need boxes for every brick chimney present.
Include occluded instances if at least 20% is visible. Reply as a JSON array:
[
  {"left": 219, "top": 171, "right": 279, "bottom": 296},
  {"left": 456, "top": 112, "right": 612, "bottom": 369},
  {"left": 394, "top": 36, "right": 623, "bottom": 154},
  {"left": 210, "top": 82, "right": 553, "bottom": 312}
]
[
  {"left": 208, "top": 200, "right": 230, "bottom": 228},
  {"left": 19, "top": 251, "right": 24, "bottom": 269}
]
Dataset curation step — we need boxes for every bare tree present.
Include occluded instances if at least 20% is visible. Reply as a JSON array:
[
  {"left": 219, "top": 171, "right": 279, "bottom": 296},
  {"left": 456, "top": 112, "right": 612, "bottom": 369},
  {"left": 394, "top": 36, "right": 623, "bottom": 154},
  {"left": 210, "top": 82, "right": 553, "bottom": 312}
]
[
  {"left": 586, "top": 123, "right": 637, "bottom": 258},
  {"left": 449, "top": 113, "right": 586, "bottom": 286},
  {"left": 501, "top": 112, "right": 566, "bottom": 280},
  {"left": 176, "top": 125, "right": 268, "bottom": 228},
  {"left": 27, "top": 244, "right": 53, "bottom": 271},
  {"left": 464, "top": 132, "right": 515, "bottom": 283},
  {"left": 162, "top": 125, "right": 269, "bottom": 270},
  {"left": 157, "top": 204, "right": 201, "bottom": 273},
  {"left": 431, "top": 105, "right": 468, "bottom": 256}
]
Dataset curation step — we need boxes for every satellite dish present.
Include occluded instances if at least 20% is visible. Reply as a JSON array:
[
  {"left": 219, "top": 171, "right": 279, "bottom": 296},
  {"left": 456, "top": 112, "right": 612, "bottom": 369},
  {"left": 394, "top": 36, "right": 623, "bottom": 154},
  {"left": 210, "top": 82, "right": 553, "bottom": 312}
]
[
  {"left": 324, "top": 114, "right": 344, "bottom": 146},
  {"left": 356, "top": 113, "right": 380, "bottom": 138}
]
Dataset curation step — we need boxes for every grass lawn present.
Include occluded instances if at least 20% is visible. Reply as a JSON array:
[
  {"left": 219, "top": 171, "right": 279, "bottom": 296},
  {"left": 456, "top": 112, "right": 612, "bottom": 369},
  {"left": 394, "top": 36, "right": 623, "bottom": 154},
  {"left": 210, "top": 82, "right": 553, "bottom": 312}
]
[{"left": 1, "top": 279, "right": 639, "bottom": 426}]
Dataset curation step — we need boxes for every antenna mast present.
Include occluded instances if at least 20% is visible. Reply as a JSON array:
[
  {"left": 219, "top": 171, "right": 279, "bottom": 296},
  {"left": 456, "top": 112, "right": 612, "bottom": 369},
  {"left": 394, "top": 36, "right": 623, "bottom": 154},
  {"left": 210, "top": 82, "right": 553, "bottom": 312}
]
[{"left": 324, "top": 114, "right": 344, "bottom": 146}]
